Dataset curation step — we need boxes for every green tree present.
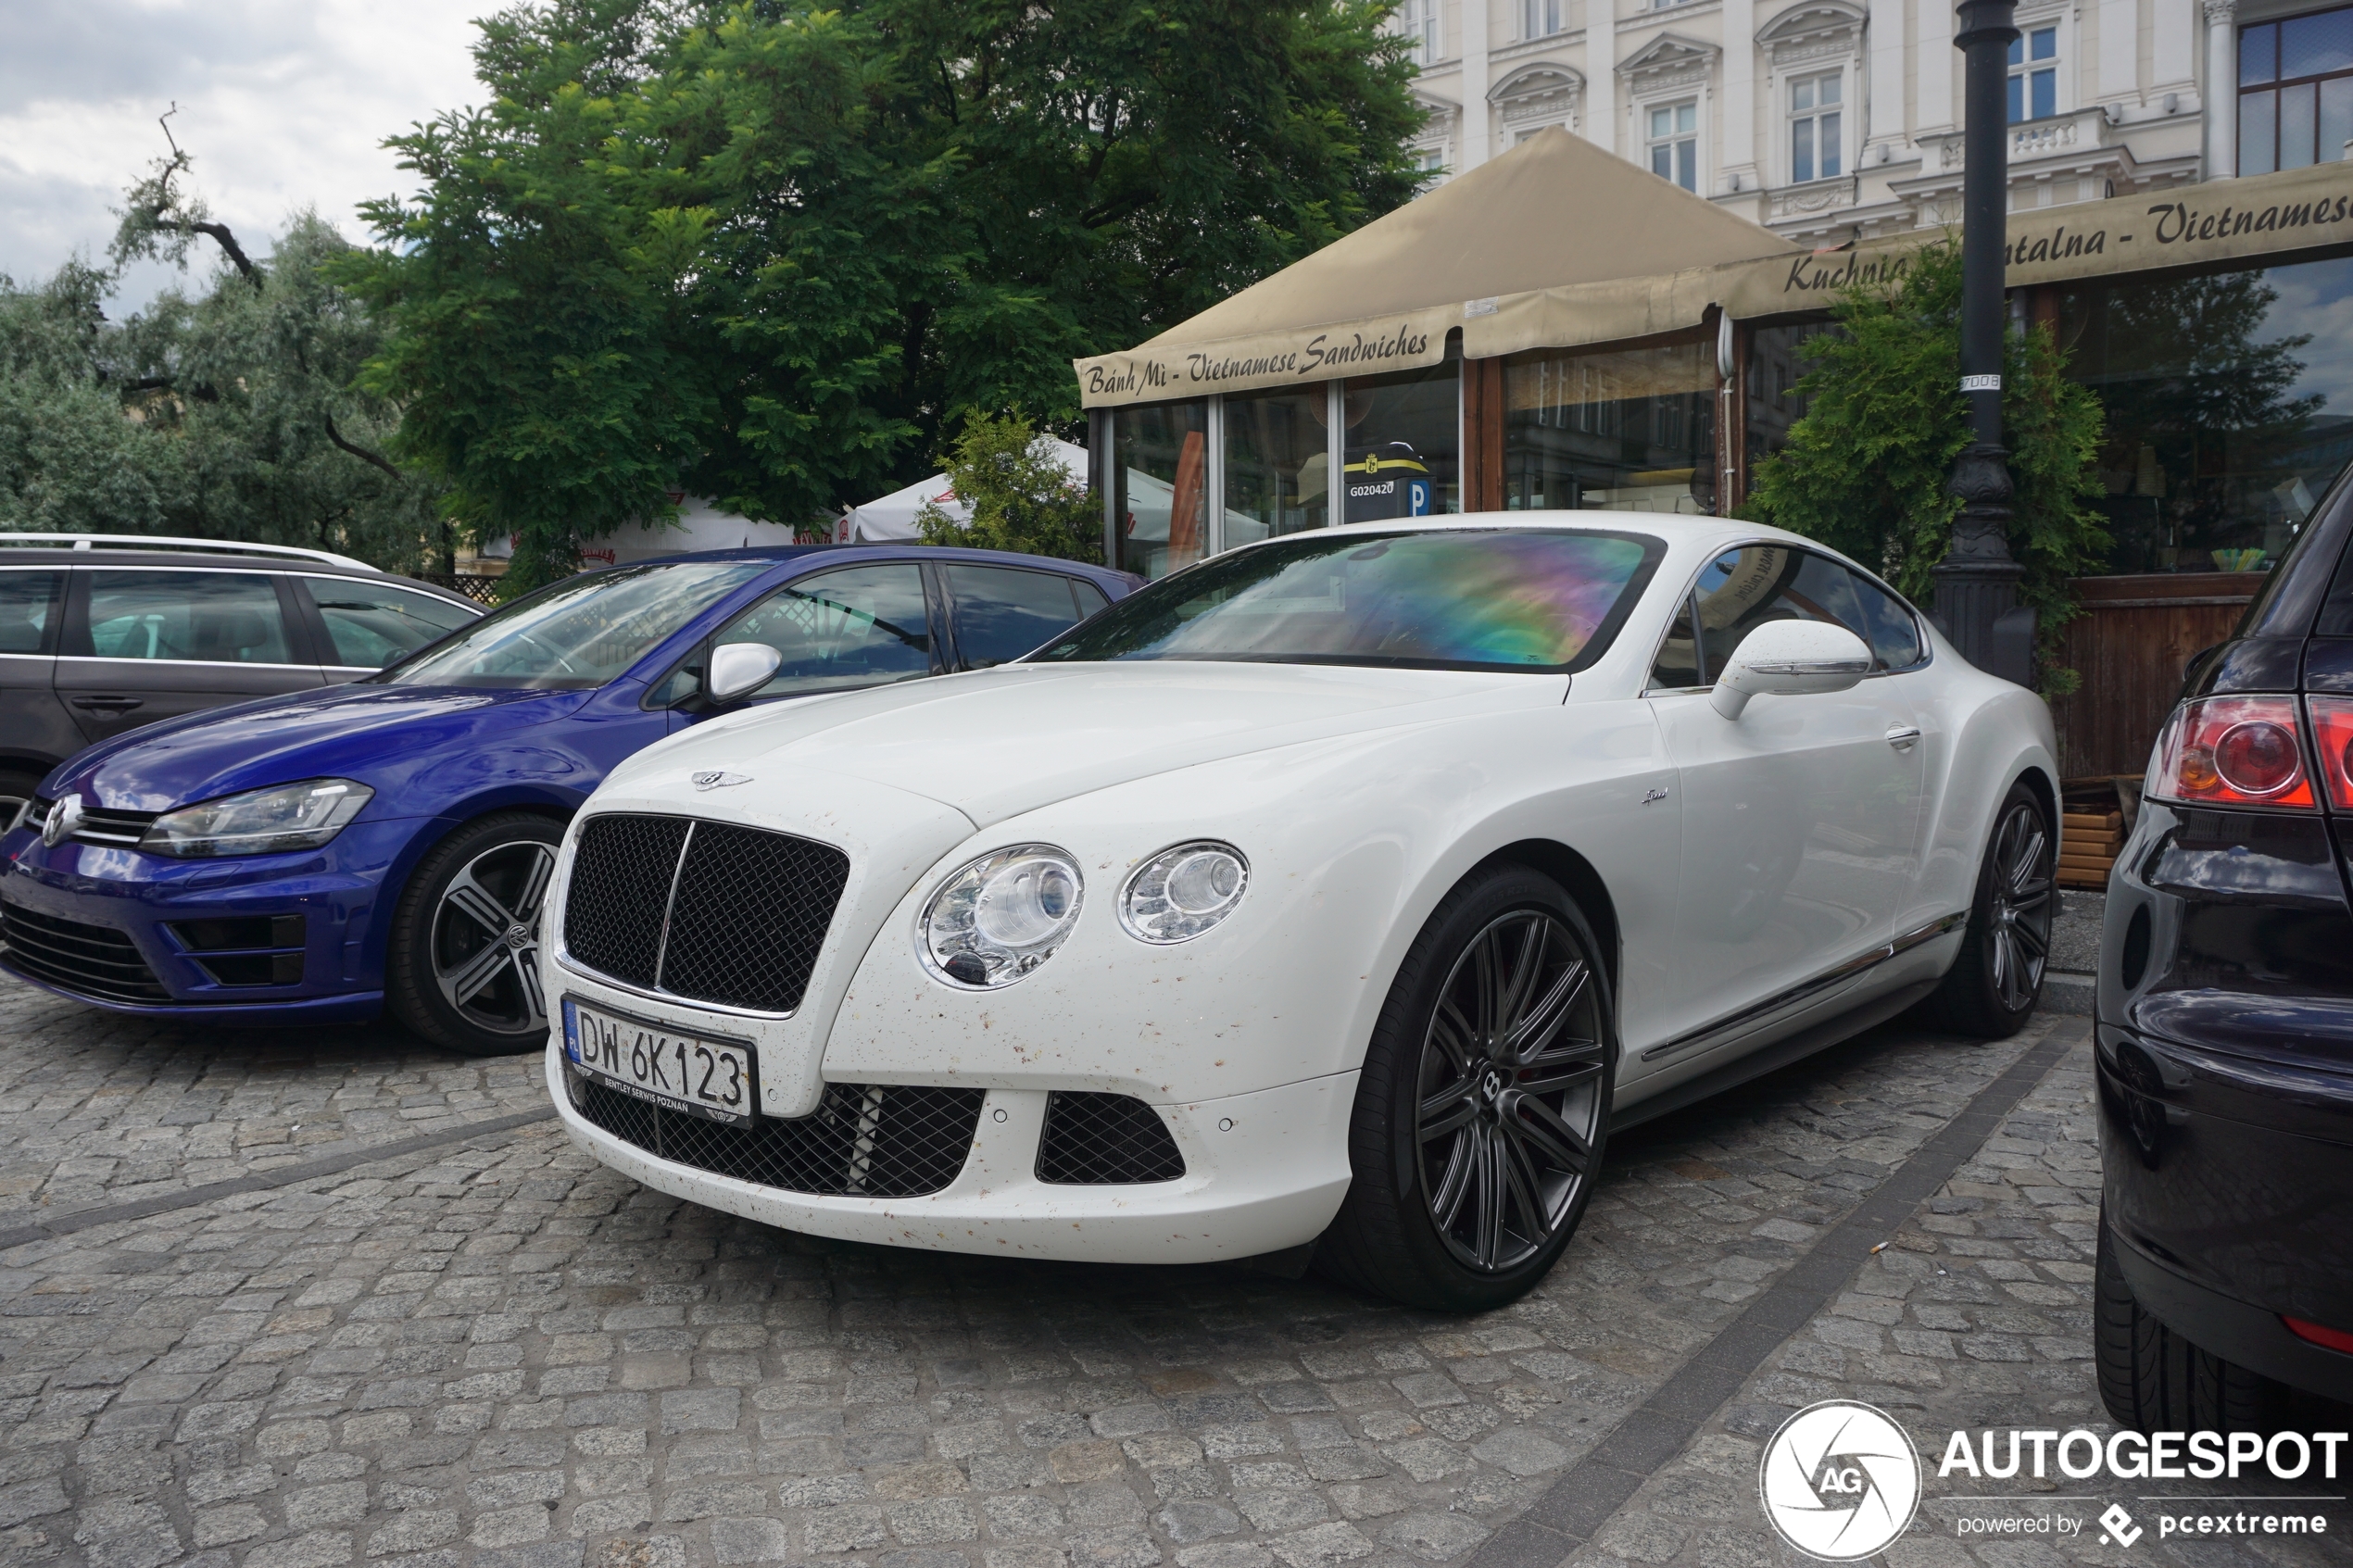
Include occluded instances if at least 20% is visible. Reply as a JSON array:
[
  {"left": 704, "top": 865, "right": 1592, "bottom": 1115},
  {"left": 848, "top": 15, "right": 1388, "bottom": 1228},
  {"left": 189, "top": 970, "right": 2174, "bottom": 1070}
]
[
  {"left": 345, "top": 0, "right": 1422, "bottom": 592},
  {"left": 1743, "top": 242, "right": 2109, "bottom": 693},
  {"left": 913, "top": 410, "right": 1099, "bottom": 561},
  {"left": 0, "top": 146, "right": 443, "bottom": 571}
]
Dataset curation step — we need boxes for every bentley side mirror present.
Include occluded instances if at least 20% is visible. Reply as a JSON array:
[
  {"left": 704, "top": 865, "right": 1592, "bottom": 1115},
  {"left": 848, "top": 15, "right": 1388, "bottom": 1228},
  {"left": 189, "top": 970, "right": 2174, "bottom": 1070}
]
[
  {"left": 707, "top": 642, "right": 784, "bottom": 704},
  {"left": 1709, "top": 621, "right": 1873, "bottom": 719}
]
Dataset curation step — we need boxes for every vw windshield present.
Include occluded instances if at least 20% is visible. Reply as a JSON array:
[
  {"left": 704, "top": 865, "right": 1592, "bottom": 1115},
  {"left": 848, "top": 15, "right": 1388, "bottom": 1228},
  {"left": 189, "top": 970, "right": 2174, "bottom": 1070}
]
[{"left": 382, "top": 562, "right": 768, "bottom": 690}]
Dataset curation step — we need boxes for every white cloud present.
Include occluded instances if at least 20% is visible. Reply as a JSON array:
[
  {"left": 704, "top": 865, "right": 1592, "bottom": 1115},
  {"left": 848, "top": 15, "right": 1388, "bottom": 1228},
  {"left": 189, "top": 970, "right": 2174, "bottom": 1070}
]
[{"left": 0, "top": 0, "right": 487, "bottom": 309}]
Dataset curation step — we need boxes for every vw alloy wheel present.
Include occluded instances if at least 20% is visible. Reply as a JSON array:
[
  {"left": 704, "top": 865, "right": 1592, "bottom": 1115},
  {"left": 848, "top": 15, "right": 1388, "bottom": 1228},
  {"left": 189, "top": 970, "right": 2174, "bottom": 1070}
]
[
  {"left": 431, "top": 838, "right": 555, "bottom": 1041},
  {"left": 1415, "top": 909, "right": 1608, "bottom": 1273}
]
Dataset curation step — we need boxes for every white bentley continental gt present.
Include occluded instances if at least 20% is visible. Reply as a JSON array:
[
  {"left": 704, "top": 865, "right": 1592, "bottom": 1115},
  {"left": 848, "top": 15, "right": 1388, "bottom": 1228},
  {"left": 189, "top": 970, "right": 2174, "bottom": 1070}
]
[{"left": 542, "top": 516, "right": 2058, "bottom": 1309}]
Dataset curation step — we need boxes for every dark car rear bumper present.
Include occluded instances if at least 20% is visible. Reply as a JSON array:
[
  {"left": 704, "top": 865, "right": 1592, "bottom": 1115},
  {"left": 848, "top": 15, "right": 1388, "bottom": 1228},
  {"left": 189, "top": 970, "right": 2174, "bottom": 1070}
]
[{"left": 2096, "top": 1019, "right": 2353, "bottom": 1401}]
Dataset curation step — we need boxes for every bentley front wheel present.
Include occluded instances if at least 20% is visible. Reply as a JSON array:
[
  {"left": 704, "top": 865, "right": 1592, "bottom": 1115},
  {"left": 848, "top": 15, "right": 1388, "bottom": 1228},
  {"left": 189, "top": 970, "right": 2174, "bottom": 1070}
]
[{"left": 1320, "top": 864, "right": 1616, "bottom": 1311}]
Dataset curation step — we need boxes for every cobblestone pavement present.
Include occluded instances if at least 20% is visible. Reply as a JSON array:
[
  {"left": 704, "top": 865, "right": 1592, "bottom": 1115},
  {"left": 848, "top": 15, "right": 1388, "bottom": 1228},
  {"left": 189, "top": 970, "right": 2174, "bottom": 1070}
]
[{"left": 0, "top": 974, "right": 2335, "bottom": 1568}]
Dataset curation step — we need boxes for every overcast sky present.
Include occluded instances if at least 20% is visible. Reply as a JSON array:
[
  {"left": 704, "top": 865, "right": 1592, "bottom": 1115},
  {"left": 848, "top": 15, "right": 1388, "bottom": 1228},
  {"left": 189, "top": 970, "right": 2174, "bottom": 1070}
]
[{"left": 0, "top": 0, "right": 488, "bottom": 312}]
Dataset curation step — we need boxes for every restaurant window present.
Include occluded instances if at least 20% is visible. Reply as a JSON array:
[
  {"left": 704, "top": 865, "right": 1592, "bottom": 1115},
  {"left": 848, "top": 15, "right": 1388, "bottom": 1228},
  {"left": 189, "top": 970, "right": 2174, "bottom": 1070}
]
[
  {"left": 1504, "top": 336, "right": 1718, "bottom": 515},
  {"left": 1524, "top": 0, "right": 1563, "bottom": 37},
  {"left": 2238, "top": 6, "right": 2353, "bottom": 175},
  {"left": 1110, "top": 400, "right": 1208, "bottom": 582},
  {"left": 1791, "top": 72, "right": 1843, "bottom": 182},
  {"left": 2057, "top": 255, "right": 2353, "bottom": 573},
  {"left": 1225, "top": 386, "right": 1331, "bottom": 547},
  {"left": 1648, "top": 101, "right": 1699, "bottom": 192},
  {"left": 1743, "top": 319, "right": 1833, "bottom": 476},
  {"left": 1341, "top": 353, "right": 1462, "bottom": 523},
  {"left": 2007, "top": 25, "right": 2059, "bottom": 122}
]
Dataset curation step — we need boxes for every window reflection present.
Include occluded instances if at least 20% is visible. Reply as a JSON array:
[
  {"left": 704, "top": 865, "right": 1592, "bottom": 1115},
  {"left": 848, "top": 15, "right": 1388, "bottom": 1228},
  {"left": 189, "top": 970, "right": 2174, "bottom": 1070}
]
[
  {"left": 1225, "top": 386, "right": 1331, "bottom": 546},
  {"left": 1505, "top": 336, "right": 1718, "bottom": 514},
  {"left": 1111, "top": 400, "right": 1208, "bottom": 581},
  {"left": 1342, "top": 358, "right": 1461, "bottom": 522}
]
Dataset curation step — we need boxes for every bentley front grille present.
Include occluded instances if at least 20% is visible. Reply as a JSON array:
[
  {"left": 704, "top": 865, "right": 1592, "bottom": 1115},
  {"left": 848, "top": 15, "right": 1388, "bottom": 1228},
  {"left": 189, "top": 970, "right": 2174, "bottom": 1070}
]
[{"left": 561, "top": 813, "right": 850, "bottom": 1012}]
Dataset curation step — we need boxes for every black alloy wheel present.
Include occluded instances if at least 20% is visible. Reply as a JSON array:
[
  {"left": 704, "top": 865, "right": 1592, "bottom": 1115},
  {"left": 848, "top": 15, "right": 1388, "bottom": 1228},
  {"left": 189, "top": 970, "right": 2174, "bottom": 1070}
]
[
  {"left": 1321, "top": 864, "right": 1617, "bottom": 1311},
  {"left": 387, "top": 812, "right": 564, "bottom": 1057},
  {"left": 1917, "top": 780, "right": 2055, "bottom": 1037}
]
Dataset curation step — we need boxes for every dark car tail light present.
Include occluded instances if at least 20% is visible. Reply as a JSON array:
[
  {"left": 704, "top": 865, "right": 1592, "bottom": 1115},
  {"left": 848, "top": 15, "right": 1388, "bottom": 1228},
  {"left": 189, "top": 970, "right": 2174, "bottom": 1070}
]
[
  {"left": 2309, "top": 696, "right": 2353, "bottom": 809},
  {"left": 2284, "top": 1315, "right": 2353, "bottom": 1355},
  {"left": 2147, "top": 696, "right": 2316, "bottom": 809}
]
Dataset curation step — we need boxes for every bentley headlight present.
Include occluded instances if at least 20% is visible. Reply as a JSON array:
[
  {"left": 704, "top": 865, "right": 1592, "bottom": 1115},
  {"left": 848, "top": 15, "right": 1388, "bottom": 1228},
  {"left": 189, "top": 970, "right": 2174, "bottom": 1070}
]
[
  {"left": 140, "top": 779, "right": 375, "bottom": 859},
  {"left": 1120, "top": 841, "right": 1249, "bottom": 944},
  {"left": 919, "top": 845, "right": 1084, "bottom": 988}
]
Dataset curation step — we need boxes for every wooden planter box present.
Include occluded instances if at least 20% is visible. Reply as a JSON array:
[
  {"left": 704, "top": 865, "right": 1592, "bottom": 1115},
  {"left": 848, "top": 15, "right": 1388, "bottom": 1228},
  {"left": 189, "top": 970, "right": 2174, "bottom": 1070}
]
[{"left": 2046, "top": 572, "right": 2261, "bottom": 779}]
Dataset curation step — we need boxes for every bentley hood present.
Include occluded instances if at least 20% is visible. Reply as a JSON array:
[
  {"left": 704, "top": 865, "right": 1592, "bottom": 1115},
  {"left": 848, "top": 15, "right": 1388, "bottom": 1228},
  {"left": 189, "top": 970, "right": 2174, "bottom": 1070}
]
[{"left": 610, "top": 662, "right": 1563, "bottom": 828}]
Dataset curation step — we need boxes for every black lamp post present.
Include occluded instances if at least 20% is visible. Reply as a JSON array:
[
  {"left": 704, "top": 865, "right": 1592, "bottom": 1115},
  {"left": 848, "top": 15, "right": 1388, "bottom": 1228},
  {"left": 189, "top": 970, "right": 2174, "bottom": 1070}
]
[{"left": 1937, "top": 0, "right": 2037, "bottom": 686}]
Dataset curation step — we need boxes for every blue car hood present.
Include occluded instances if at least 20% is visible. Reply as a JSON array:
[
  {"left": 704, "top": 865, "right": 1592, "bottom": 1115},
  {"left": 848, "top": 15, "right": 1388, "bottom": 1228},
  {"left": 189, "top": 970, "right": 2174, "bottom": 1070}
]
[{"left": 54, "top": 684, "right": 597, "bottom": 813}]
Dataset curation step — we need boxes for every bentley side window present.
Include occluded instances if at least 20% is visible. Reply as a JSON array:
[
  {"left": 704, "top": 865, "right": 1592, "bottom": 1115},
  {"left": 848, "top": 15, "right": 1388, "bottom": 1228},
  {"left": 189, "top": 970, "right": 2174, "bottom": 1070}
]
[
  {"left": 1647, "top": 593, "right": 1705, "bottom": 690},
  {"left": 1843, "top": 570, "right": 1926, "bottom": 671},
  {"left": 1692, "top": 546, "right": 1869, "bottom": 676}
]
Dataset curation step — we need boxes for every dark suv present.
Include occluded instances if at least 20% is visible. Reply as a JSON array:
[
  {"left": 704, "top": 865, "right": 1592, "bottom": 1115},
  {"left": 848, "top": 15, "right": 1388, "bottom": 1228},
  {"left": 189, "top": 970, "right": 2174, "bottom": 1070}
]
[
  {"left": 2096, "top": 467, "right": 2353, "bottom": 1426},
  {"left": 0, "top": 534, "right": 481, "bottom": 827}
]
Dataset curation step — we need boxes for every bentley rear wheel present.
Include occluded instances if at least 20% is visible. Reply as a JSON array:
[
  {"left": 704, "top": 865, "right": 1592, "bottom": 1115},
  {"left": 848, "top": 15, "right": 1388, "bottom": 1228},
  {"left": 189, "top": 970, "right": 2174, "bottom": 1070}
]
[
  {"left": 1320, "top": 863, "right": 1616, "bottom": 1311},
  {"left": 1916, "top": 779, "right": 2054, "bottom": 1037}
]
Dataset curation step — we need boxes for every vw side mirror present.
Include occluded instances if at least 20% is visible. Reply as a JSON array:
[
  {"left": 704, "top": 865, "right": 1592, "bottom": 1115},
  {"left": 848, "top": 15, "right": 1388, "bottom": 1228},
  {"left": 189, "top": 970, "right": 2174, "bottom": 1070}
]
[
  {"left": 707, "top": 642, "right": 783, "bottom": 704},
  {"left": 1709, "top": 621, "right": 1873, "bottom": 719}
]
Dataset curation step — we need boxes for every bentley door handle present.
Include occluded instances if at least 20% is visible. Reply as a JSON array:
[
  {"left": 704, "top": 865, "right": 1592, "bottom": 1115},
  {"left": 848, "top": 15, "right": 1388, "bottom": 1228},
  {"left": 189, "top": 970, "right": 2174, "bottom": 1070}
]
[{"left": 1885, "top": 723, "right": 1921, "bottom": 750}]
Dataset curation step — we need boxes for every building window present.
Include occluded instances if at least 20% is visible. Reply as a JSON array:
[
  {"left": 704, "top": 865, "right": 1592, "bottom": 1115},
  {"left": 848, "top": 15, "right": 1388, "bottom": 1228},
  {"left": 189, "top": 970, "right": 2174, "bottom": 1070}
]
[
  {"left": 2007, "top": 24, "right": 2058, "bottom": 122},
  {"left": 2239, "top": 6, "right": 2353, "bottom": 175},
  {"left": 1414, "top": 147, "right": 1449, "bottom": 188},
  {"left": 1790, "top": 71, "right": 1843, "bottom": 182},
  {"left": 1524, "top": 0, "right": 1563, "bottom": 37},
  {"left": 1401, "top": 0, "right": 1440, "bottom": 65},
  {"left": 1648, "top": 101, "right": 1699, "bottom": 191}
]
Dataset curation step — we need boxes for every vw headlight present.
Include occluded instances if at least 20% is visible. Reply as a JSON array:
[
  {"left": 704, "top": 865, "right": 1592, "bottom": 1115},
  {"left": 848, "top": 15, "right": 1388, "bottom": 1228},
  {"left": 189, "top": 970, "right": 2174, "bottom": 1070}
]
[
  {"left": 1120, "top": 841, "right": 1249, "bottom": 944},
  {"left": 140, "top": 779, "right": 375, "bottom": 859},
  {"left": 919, "top": 845, "right": 1083, "bottom": 988}
]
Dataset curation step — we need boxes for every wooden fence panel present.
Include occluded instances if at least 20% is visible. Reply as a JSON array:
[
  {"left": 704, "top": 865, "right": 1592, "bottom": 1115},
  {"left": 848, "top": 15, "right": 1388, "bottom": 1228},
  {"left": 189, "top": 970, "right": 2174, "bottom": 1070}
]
[{"left": 2048, "top": 572, "right": 2259, "bottom": 778}]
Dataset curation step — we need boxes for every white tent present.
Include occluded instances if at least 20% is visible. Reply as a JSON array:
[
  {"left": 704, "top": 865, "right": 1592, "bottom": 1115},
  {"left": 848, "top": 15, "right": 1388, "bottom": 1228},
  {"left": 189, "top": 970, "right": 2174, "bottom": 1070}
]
[
  {"left": 588, "top": 495, "right": 808, "bottom": 566},
  {"left": 837, "top": 438, "right": 1088, "bottom": 543}
]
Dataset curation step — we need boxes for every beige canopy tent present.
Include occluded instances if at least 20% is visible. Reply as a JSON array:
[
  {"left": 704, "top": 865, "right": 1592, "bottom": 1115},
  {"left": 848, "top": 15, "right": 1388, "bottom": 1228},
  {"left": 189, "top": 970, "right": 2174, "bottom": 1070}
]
[{"left": 1076, "top": 128, "right": 2353, "bottom": 409}]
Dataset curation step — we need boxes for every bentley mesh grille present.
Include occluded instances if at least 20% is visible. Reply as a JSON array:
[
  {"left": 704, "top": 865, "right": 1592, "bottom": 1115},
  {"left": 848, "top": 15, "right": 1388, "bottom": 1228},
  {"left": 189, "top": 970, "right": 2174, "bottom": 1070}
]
[
  {"left": 560, "top": 813, "right": 849, "bottom": 1012},
  {"left": 1036, "top": 1092, "right": 1187, "bottom": 1185},
  {"left": 0, "top": 899, "right": 171, "bottom": 1004},
  {"left": 573, "top": 1073, "right": 982, "bottom": 1197}
]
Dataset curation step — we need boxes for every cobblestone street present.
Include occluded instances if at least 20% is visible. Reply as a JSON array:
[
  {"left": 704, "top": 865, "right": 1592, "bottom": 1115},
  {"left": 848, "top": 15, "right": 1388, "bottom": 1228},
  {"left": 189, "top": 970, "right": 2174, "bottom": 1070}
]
[{"left": 0, "top": 972, "right": 2343, "bottom": 1568}]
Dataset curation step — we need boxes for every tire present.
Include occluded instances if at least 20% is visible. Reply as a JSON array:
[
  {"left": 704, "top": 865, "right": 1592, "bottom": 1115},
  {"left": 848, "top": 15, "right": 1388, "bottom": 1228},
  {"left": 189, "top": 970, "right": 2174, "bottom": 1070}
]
[
  {"left": 385, "top": 812, "right": 563, "bottom": 1057},
  {"left": 2096, "top": 1209, "right": 2287, "bottom": 1433},
  {"left": 0, "top": 768, "right": 44, "bottom": 836},
  {"left": 1318, "top": 863, "right": 1617, "bottom": 1311},
  {"left": 1915, "top": 779, "right": 2054, "bottom": 1037}
]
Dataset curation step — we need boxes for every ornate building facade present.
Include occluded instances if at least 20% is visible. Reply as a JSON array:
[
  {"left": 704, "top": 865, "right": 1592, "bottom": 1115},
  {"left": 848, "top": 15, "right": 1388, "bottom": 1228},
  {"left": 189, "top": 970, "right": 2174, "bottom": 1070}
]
[{"left": 1395, "top": 0, "right": 2343, "bottom": 242}]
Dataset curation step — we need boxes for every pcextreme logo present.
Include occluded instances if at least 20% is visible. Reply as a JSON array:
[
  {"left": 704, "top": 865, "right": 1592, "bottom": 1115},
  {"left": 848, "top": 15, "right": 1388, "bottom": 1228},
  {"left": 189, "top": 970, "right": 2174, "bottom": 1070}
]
[{"left": 1758, "top": 1400, "right": 1923, "bottom": 1561}]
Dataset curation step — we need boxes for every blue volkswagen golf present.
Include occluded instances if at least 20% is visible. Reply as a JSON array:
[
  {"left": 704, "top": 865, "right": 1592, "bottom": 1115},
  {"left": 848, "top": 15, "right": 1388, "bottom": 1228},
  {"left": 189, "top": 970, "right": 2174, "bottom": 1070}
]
[{"left": 0, "top": 546, "right": 1135, "bottom": 1054}]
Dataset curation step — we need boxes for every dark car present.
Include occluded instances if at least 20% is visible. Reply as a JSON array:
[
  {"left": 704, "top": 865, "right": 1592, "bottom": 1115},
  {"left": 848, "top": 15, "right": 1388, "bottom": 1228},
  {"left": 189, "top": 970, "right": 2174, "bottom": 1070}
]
[
  {"left": 1, "top": 545, "right": 1137, "bottom": 1056},
  {"left": 2095, "top": 468, "right": 2353, "bottom": 1428},
  {"left": 0, "top": 533, "right": 484, "bottom": 829}
]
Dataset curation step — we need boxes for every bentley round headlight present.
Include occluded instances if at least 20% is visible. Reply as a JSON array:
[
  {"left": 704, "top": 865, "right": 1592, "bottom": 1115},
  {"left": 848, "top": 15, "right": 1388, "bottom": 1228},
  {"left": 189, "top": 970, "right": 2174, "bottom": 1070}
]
[
  {"left": 919, "top": 845, "right": 1084, "bottom": 989},
  {"left": 1120, "top": 841, "right": 1249, "bottom": 944}
]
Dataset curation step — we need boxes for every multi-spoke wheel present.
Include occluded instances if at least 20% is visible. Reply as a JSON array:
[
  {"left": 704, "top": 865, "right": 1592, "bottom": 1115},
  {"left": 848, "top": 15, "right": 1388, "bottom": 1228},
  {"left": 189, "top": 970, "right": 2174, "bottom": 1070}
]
[
  {"left": 387, "top": 812, "right": 565, "bottom": 1056},
  {"left": 1416, "top": 910, "right": 1606, "bottom": 1273},
  {"left": 1916, "top": 780, "right": 2055, "bottom": 1037},
  {"left": 1321, "top": 864, "right": 1617, "bottom": 1311}
]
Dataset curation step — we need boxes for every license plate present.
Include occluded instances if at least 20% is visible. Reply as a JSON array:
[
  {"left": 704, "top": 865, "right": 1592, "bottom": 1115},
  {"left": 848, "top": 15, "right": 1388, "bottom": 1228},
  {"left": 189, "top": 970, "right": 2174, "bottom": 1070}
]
[{"left": 562, "top": 997, "right": 757, "bottom": 1125}]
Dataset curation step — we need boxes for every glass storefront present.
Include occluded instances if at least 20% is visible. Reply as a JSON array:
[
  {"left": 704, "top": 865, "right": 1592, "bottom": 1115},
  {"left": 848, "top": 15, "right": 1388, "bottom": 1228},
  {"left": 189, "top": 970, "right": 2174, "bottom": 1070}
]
[
  {"left": 1504, "top": 336, "right": 1718, "bottom": 514},
  {"left": 1224, "top": 386, "right": 1331, "bottom": 547},
  {"left": 1110, "top": 400, "right": 1208, "bottom": 581},
  {"left": 2057, "top": 254, "right": 2353, "bottom": 572},
  {"left": 1743, "top": 320, "right": 1822, "bottom": 478},
  {"left": 1341, "top": 357, "right": 1461, "bottom": 521}
]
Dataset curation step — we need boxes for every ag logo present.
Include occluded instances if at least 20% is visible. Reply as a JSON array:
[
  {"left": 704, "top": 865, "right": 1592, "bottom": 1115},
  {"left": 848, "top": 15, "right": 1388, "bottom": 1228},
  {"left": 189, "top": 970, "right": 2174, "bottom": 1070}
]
[{"left": 1758, "top": 1399, "right": 1921, "bottom": 1561}]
